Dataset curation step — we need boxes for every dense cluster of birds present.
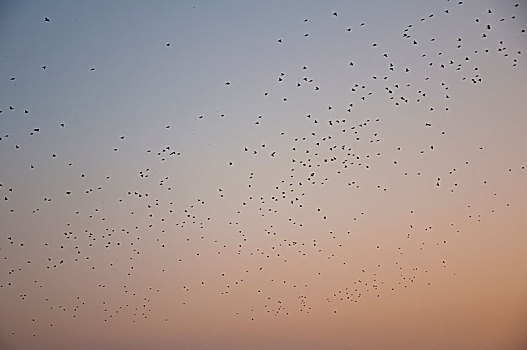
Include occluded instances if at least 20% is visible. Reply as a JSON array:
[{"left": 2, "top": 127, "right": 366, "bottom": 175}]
[{"left": 0, "top": 1, "right": 526, "bottom": 345}]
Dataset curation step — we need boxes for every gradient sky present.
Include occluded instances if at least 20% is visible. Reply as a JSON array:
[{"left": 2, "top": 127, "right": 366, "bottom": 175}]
[{"left": 1, "top": 1, "right": 527, "bottom": 349}]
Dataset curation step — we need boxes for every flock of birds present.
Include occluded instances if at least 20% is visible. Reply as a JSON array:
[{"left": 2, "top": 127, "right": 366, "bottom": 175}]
[{"left": 0, "top": 1, "right": 526, "bottom": 346}]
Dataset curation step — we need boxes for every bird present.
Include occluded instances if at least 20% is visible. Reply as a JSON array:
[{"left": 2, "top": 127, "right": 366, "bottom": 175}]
[{"left": 0, "top": 1, "right": 524, "bottom": 344}]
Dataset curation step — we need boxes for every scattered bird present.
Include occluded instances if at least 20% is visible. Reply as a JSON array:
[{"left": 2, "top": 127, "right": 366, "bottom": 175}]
[{"left": 0, "top": 1, "right": 524, "bottom": 342}]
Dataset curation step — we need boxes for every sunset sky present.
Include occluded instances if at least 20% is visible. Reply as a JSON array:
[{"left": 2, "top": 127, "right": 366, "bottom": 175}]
[{"left": 1, "top": 1, "right": 527, "bottom": 349}]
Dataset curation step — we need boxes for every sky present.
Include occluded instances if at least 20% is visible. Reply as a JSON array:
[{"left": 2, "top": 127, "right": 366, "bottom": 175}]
[{"left": 1, "top": 0, "right": 527, "bottom": 349}]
